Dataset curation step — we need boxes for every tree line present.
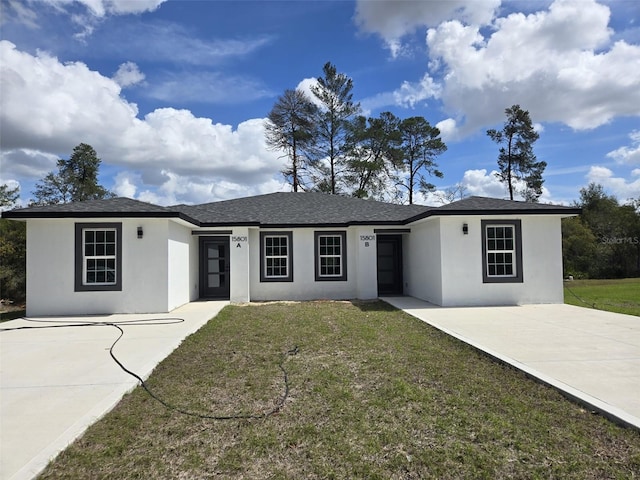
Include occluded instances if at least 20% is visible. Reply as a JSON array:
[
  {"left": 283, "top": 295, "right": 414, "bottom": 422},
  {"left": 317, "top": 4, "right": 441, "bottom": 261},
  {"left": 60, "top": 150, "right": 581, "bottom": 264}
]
[
  {"left": 563, "top": 183, "right": 640, "bottom": 279},
  {"left": 267, "top": 62, "right": 546, "bottom": 203},
  {"left": 265, "top": 62, "right": 447, "bottom": 203}
]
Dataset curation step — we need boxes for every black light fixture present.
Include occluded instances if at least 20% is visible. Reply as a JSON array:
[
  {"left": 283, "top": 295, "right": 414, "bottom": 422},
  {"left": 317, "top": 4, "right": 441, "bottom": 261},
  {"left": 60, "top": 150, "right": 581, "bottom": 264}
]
[
  {"left": 462, "top": 223, "right": 468, "bottom": 235},
  {"left": 137, "top": 226, "right": 143, "bottom": 239}
]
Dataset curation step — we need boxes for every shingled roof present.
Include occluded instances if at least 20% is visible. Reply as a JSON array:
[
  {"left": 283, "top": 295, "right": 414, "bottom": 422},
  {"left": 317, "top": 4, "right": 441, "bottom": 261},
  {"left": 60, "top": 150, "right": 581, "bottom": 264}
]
[
  {"left": 2, "top": 192, "right": 580, "bottom": 226},
  {"left": 173, "top": 192, "right": 433, "bottom": 227},
  {"left": 432, "top": 196, "right": 582, "bottom": 216},
  {"left": 1, "top": 197, "right": 199, "bottom": 224}
]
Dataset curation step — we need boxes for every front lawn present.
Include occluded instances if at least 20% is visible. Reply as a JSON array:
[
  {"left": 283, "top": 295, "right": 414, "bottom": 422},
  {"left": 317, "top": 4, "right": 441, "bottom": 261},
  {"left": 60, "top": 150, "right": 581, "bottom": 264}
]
[
  {"left": 564, "top": 278, "right": 640, "bottom": 316},
  {"left": 40, "top": 301, "right": 640, "bottom": 479}
]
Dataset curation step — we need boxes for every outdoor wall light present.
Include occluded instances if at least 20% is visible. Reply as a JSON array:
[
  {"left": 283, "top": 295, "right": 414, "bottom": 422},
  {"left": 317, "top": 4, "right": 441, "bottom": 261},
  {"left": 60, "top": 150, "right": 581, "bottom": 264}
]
[
  {"left": 137, "top": 226, "right": 143, "bottom": 239},
  {"left": 462, "top": 223, "right": 468, "bottom": 235}
]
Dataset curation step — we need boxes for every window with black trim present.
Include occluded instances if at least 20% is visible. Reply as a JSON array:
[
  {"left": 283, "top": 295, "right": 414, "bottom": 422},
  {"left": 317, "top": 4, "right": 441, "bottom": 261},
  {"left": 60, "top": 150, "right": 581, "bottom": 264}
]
[
  {"left": 260, "top": 232, "right": 293, "bottom": 282},
  {"left": 314, "top": 231, "right": 347, "bottom": 281},
  {"left": 481, "top": 219, "right": 523, "bottom": 283},
  {"left": 75, "top": 223, "right": 122, "bottom": 291}
]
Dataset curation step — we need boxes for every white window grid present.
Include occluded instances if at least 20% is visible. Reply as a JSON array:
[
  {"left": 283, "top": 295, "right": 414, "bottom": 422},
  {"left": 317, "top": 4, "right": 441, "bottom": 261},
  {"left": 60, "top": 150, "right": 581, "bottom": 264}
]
[
  {"left": 83, "top": 228, "right": 117, "bottom": 285},
  {"left": 264, "top": 235, "right": 289, "bottom": 278},
  {"left": 318, "top": 235, "right": 342, "bottom": 277},
  {"left": 485, "top": 225, "right": 516, "bottom": 277}
]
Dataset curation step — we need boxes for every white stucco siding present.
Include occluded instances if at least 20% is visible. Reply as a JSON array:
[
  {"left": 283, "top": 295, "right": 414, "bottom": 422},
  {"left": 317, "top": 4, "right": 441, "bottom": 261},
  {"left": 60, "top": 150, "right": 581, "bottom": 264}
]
[
  {"left": 167, "top": 220, "right": 193, "bottom": 311},
  {"left": 404, "top": 218, "right": 443, "bottom": 305},
  {"left": 26, "top": 218, "right": 171, "bottom": 316},
  {"left": 249, "top": 228, "right": 359, "bottom": 301},
  {"left": 438, "top": 215, "right": 564, "bottom": 306},
  {"left": 355, "top": 227, "right": 378, "bottom": 300},
  {"left": 230, "top": 227, "right": 251, "bottom": 303}
]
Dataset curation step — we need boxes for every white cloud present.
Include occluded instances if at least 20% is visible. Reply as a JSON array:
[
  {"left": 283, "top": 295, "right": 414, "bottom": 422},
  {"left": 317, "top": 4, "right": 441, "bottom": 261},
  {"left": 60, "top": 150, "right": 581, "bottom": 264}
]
[
  {"left": 147, "top": 71, "right": 272, "bottom": 104},
  {"left": 459, "top": 168, "right": 510, "bottom": 198},
  {"left": 606, "top": 130, "right": 640, "bottom": 165},
  {"left": 425, "top": 0, "right": 640, "bottom": 133},
  {"left": 448, "top": 168, "right": 554, "bottom": 203},
  {"left": 355, "top": 0, "right": 500, "bottom": 57},
  {"left": 40, "top": 0, "right": 167, "bottom": 17},
  {"left": 357, "top": 0, "right": 640, "bottom": 135},
  {"left": 0, "top": 40, "right": 286, "bottom": 204},
  {"left": 3, "top": 0, "right": 40, "bottom": 29},
  {"left": 586, "top": 166, "right": 640, "bottom": 200},
  {"left": 393, "top": 73, "right": 441, "bottom": 108},
  {"left": 103, "top": 22, "right": 273, "bottom": 66},
  {"left": 112, "top": 62, "right": 145, "bottom": 88},
  {"left": 435, "top": 118, "right": 458, "bottom": 143},
  {"left": 32, "top": 0, "right": 167, "bottom": 39},
  {"left": 112, "top": 171, "right": 138, "bottom": 198}
]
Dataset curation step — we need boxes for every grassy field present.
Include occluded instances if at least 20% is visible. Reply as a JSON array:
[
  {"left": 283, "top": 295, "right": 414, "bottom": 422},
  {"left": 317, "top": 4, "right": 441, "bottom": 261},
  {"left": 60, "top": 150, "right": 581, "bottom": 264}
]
[
  {"left": 40, "top": 301, "right": 640, "bottom": 479},
  {"left": 564, "top": 278, "right": 640, "bottom": 316}
]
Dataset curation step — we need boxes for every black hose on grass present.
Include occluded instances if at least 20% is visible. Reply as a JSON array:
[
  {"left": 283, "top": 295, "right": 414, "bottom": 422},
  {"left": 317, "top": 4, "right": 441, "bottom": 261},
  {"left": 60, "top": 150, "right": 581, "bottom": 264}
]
[{"left": 0, "top": 317, "right": 298, "bottom": 420}]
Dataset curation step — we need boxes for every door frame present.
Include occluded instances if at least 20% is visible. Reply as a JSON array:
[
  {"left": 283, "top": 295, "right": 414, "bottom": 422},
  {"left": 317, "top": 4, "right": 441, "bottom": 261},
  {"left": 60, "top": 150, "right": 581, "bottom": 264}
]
[
  {"left": 376, "top": 234, "right": 404, "bottom": 296},
  {"left": 199, "top": 236, "right": 230, "bottom": 299}
]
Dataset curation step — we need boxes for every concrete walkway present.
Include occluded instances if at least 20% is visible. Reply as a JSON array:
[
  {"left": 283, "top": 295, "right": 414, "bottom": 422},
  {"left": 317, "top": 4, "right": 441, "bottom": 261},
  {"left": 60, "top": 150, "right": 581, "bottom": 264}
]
[
  {"left": 383, "top": 297, "right": 640, "bottom": 430},
  {"left": 0, "top": 300, "right": 228, "bottom": 480}
]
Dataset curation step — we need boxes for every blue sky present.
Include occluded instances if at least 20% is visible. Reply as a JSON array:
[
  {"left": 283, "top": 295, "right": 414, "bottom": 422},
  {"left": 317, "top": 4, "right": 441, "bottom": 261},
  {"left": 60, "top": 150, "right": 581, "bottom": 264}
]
[{"left": 1, "top": 0, "right": 639, "bottom": 207}]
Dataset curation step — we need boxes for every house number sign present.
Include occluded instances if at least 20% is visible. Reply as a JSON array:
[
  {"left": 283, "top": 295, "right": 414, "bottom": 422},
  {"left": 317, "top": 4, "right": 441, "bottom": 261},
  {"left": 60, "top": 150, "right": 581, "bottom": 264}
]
[
  {"left": 232, "top": 236, "right": 247, "bottom": 248},
  {"left": 359, "top": 234, "right": 375, "bottom": 247}
]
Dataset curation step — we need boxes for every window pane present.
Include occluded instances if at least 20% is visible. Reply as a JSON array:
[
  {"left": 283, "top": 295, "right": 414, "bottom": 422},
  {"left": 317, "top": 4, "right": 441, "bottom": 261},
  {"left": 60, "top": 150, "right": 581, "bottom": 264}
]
[
  {"left": 208, "top": 274, "right": 220, "bottom": 288},
  {"left": 96, "top": 231, "right": 105, "bottom": 242}
]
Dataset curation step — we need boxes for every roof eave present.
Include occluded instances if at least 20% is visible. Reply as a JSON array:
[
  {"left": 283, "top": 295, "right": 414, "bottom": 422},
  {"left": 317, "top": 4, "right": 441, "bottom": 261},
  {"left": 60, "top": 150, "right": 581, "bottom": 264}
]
[
  {"left": 1, "top": 211, "right": 201, "bottom": 226},
  {"left": 406, "top": 207, "right": 582, "bottom": 223}
]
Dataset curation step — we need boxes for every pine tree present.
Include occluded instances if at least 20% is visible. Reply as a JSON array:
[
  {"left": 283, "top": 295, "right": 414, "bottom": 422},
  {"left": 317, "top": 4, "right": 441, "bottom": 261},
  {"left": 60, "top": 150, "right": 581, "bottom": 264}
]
[
  {"left": 31, "top": 143, "right": 113, "bottom": 206},
  {"left": 487, "top": 105, "right": 546, "bottom": 201}
]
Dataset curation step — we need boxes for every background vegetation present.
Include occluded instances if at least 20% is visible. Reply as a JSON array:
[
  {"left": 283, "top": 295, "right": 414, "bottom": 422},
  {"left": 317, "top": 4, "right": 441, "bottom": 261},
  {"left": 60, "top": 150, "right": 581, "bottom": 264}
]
[{"left": 563, "top": 183, "right": 640, "bottom": 279}]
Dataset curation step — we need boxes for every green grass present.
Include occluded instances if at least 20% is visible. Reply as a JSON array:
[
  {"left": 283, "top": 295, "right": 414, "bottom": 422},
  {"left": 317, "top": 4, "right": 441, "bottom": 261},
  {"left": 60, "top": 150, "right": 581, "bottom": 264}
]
[
  {"left": 40, "top": 301, "right": 640, "bottom": 479},
  {"left": 564, "top": 278, "right": 640, "bottom": 316}
]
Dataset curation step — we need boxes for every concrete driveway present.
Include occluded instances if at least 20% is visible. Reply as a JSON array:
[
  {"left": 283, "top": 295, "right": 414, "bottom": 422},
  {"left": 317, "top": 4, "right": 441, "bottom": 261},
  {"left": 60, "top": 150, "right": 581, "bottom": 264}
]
[
  {"left": 384, "top": 297, "right": 640, "bottom": 429},
  {"left": 0, "top": 300, "right": 228, "bottom": 480}
]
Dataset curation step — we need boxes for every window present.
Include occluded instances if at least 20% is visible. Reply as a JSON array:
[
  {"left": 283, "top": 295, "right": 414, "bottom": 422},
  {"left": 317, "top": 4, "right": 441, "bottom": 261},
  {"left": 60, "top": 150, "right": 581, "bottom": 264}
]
[
  {"left": 315, "top": 231, "right": 347, "bottom": 281},
  {"left": 260, "top": 232, "right": 293, "bottom": 282},
  {"left": 75, "top": 223, "right": 122, "bottom": 291},
  {"left": 481, "top": 220, "right": 523, "bottom": 283}
]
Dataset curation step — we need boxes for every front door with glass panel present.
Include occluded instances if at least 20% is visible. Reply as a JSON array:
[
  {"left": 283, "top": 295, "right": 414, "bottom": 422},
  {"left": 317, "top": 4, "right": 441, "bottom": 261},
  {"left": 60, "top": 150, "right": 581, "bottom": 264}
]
[
  {"left": 199, "top": 237, "right": 230, "bottom": 299},
  {"left": 377, "top": 235, "right": 403, "bottom": 295}
]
